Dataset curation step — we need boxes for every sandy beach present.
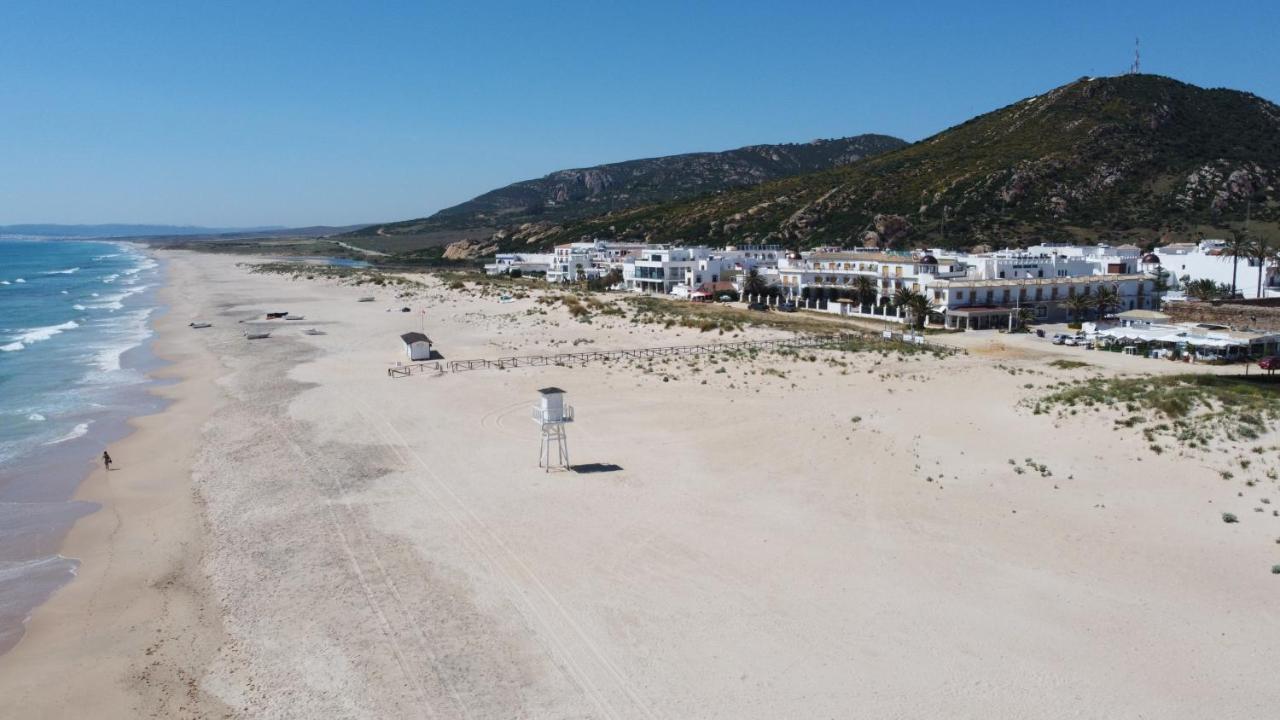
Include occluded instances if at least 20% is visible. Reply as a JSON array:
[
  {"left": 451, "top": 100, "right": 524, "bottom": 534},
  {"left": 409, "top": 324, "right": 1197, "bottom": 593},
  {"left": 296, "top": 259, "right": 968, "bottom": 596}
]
[{"left": 2, "top": 250, "right": 1278, "bottom": 719}]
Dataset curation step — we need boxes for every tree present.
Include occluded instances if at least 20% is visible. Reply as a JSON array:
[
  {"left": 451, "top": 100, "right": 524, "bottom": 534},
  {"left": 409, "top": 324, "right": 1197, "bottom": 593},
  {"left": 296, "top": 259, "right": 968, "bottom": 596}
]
[
  {"left": 586, "top": 267, "right": 623, "bottom": 292},
  {"left": 743, "top": 268, "right": 768, "bottom": 299},
  {"left": 1014, "top": 306, "right": 1037, "bottom": 332},
  {"left": 893, "top": 287, "right": 932, "bottom": 330},
  {"left": 1247, "top": 234, "right": 1274, "bottom": 299},
  {"left": 852, "top": 275, "right": 877, "bottom": 313},
  {"left": 1184, "top": 278, "right": 1225, "bottom": 302},
  {"left": 1152, "top": 264, "right": 1169, "bottom": 310},
  {"left": 1224, "top": 229, "right": 1249, "bottom": 298},
  {"left": 1093, "top": 284, "right": 1120, "bottom": 320},
  {"left": 1064, "top": 293, "right": 1092, "bottom": 324}
]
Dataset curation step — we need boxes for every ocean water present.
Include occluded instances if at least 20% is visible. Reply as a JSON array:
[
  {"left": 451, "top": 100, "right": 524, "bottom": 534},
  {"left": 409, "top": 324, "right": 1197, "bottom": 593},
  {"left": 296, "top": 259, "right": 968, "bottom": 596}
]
[{"left": 0, "top": 238, "right": 165, "bottom": 653}]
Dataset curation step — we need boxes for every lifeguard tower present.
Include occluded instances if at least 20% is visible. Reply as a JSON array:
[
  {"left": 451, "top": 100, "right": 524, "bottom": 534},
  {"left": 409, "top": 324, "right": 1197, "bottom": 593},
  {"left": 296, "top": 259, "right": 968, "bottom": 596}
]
[{"left": 533, "top": 387, "right": 573, "bottom": 471}]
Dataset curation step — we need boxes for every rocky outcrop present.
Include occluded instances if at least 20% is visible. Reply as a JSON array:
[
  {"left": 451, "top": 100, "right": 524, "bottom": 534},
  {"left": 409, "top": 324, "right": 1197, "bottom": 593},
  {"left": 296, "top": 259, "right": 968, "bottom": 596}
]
[
  {"left": 441, "top": 239, "right": 497, "bottom": 260},
  {"left": 529, "top": 74, "right": 1280, "bottom": 250},
  {"left": 349, "top": 134, "right": 908, "bottom": 241}
]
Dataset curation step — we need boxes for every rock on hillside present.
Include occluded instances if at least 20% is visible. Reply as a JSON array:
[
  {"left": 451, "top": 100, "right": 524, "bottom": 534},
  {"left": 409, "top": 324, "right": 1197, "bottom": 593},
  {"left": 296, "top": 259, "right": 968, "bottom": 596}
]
[
  {"left": 533, "top": 75, "right": 1280, "bottom": 251},
  {"left": 349, "top": 134, "right": 907, "bottom": 241}
]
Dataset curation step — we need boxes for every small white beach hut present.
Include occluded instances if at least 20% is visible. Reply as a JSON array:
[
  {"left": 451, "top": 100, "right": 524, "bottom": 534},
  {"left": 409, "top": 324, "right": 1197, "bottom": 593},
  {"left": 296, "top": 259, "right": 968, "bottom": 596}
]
[{"left": 399, "top": 332, "right": 432, "bottom": 361}]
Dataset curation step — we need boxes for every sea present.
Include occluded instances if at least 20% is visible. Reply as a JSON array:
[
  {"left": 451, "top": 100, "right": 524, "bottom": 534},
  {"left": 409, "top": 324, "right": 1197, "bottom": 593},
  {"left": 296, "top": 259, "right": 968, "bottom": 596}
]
[{"left": 0, "top": 237, "right": 165, "bottom": 654}]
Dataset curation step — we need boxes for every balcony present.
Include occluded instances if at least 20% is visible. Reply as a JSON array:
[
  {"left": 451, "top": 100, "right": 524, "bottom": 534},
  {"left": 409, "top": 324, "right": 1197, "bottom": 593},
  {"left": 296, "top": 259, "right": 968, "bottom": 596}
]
[{"left": 532, "top": 405, "right": 574, "bottom": 424}]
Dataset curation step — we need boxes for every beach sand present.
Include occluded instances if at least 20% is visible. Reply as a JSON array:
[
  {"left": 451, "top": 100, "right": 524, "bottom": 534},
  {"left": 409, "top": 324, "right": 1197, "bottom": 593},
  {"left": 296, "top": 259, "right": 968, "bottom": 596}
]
[{"left": 2, "top": 250, "right": 1278, "bottom": 718}]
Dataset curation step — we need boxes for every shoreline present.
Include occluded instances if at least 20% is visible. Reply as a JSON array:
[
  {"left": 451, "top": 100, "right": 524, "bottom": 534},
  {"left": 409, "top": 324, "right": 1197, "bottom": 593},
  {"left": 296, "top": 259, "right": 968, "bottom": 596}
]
[
  {"left": 0, "top": 241, "right": 170, "bottom": 655},
  {"left": 0, "top": 251, "right": 231, "bottom": 717},
  {"left": 1, "top": 250, "right": 1276, "bottom": 717}
]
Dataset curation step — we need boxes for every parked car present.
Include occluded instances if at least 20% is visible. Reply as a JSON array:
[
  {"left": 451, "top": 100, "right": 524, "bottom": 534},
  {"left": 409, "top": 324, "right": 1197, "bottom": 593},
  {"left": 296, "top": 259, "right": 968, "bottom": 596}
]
[
  {"left": 777, "top": 302, "right": 797, "bottom": 313},
  {"left": 1258, "top": 356, "right": 1280, "bottom": 371},
  {"left": 1063, "top": 336, "right": 1078, "bottom": 346},
  {"left": 747, "top": 302, "right": 769, "bottom": 312},
  {"left": 1051, "top": 333, "right": 1070, "bottom": 345}
]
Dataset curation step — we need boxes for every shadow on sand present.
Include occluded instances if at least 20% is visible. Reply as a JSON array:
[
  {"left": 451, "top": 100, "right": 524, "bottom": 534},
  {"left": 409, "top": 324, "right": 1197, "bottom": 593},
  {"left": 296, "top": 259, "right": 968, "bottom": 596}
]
[{"left": 571, "top": 463, "right": 623, "bottom": 474}]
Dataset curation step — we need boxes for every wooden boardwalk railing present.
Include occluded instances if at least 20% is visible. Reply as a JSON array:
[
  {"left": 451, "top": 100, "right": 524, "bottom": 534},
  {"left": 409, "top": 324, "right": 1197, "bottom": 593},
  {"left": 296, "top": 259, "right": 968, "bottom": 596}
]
[{"left": 388, "top": 332, "right": 952, "bottom": 377}]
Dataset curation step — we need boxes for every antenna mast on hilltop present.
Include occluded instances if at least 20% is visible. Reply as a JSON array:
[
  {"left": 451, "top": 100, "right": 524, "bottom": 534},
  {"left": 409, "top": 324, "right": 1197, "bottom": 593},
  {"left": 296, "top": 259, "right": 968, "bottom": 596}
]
[{"left": 1127, "top": 37, "right": 1141, "bottom": 75}]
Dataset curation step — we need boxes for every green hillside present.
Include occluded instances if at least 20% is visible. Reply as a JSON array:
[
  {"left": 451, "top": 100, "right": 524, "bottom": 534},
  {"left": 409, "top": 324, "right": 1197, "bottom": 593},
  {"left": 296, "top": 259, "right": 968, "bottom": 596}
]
[{"left": 526, "top": 74, "right": 1280, "bottom": 252}]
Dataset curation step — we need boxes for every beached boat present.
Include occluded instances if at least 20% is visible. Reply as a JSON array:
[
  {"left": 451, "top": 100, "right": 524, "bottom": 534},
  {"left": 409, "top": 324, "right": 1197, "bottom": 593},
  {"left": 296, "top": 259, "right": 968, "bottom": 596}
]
[
  {"left": 303, "top": 328, "right": 325, "bottom": 336},
  {"left": 244, "top": 330, "right": 272, "bottom": 340},
  {"left": 285, "top": 315, "right": 305, "bottom": 320},
  {"left": 189, "top": 322, "right": 212, "bottom": 329},
  {"left": 498, "top": 294, "right": 515, "bottom": 304},
  {"left": 357, "top": 296, "right": 375, "bottom": 302}
]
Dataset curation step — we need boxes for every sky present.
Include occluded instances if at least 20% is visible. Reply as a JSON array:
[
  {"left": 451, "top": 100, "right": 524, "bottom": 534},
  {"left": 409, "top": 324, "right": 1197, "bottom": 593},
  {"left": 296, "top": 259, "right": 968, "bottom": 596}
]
[{"left": 1, "top": 1, "right": 1276, "bottom": 228}]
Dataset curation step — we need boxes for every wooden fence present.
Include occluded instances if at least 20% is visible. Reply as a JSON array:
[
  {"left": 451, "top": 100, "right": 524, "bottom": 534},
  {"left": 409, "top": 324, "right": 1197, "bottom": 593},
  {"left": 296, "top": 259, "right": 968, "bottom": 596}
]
[{"left": 388, "top": 332, "right": 951, "bottom": 377}]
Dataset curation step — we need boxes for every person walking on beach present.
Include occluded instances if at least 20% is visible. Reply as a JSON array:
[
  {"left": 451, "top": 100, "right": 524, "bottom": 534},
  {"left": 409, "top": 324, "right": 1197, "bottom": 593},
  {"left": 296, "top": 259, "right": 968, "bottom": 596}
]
[{"left": 102, "top": 450, "right": 113, "bottom": 471}]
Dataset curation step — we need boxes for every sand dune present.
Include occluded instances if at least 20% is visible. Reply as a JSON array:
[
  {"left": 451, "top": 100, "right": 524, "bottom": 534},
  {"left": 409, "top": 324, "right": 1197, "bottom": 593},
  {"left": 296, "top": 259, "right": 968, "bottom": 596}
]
[{"left": 2, "top": 250, "right": 1278, "bottom": 719}]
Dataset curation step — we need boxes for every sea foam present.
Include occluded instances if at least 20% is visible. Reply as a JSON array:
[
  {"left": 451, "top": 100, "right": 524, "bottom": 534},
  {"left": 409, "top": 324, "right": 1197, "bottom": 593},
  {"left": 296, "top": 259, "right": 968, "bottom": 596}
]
[
  {"left": 16, "top": 320, "right": 79, "bottom": 345},
  {"left": 43, "top": 422, "right": 91, "bottom": 446}
]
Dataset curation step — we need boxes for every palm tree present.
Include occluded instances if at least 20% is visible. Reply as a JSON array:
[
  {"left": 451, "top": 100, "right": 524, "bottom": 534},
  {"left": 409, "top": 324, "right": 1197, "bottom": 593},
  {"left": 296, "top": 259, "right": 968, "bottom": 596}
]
[
  {"left": 893, "top": 287, "right": 932, "bottom": 330},
  {"left": 1184, "top": 278, "right": 1224, "bottom": 302},
  {"left": 1014, "top": 306, "right": 1037, "bottom": 332},
  {"left": 742, "top": 268, "right": 767, "bottom": 300},
  {"left": 1224, "top": 229, "right": 1249, "bottom": 298},
  {"left": 1093, "top": 284, "right": 1120, "bottom": 320},
  {"left": 1247, "top": 234, "right": 1273, "bottom": 299},
  {"left": 1064, "top": 293, "right": 1092, "bottom": 325},
  {"left": 852, "top": 275, "right": 877, "bottom": 313}
]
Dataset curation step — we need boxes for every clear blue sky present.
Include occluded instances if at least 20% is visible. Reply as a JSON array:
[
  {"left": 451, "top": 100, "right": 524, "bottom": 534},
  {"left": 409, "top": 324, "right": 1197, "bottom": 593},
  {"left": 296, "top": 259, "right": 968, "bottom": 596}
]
[{"left": 1, "top": 1, "right": 1276, "bottom": 228}]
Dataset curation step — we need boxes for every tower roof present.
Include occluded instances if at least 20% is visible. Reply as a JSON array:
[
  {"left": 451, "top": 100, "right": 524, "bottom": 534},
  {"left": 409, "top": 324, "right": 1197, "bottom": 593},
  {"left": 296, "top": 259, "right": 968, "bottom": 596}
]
[{"left": 538, "top": 387, "right": 566, "bottom": 395}]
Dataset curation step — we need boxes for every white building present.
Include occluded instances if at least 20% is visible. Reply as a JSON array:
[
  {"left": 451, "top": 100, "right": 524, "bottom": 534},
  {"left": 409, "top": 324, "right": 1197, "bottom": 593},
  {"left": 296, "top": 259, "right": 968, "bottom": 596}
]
[
  {"left": 547, "top": 243, "right": 601, "bottom": 284},
  {"left": 929, "top": 274, "right": 1157, "bottom": 330},
  {"left": 1152, "top": 239, "right": 1279, "bottom": 299},
  {"left": 623, "top": 245, "right": 780, "bottom": 295},
  {"left": 399, "top": 332, "right": 433, "bottom": 361},
  {"left": 770, "top": 247, "right": 1157, "bottom": 330},
  {"left": 484, "top": 252, "right": 554, "bottom": 276},
  {"left": 773, "top": 250, "right": 968, "bottom": 316}
]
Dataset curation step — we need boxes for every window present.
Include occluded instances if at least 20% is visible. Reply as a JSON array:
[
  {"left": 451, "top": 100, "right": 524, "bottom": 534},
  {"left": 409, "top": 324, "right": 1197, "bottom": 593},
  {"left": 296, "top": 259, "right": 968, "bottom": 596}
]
[
  {"left": 956, "top": 290, "right": 965, "bottom": 300},
  {"left": 999, "top": 271, "right": 1006, "bottom": 279},
  {"left": 1034, "top": 288, "right": 1043, "bottom": 300}
]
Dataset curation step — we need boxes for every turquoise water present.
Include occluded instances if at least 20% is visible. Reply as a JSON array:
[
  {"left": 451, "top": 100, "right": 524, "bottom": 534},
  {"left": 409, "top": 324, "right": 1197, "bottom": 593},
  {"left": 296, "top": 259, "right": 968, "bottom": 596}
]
[{"left": 0, "top": 237, "right": 164, "bottom": 653}]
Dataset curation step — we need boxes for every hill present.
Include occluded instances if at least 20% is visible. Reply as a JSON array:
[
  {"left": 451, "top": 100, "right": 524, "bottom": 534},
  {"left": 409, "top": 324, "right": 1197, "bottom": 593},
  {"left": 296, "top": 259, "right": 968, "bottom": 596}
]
[
  {"left": 508, "top": 75, "right": 1280, "bottom": 253},
  {"left": 349, "top": 134, "right": 907, "bottom": 243}
]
